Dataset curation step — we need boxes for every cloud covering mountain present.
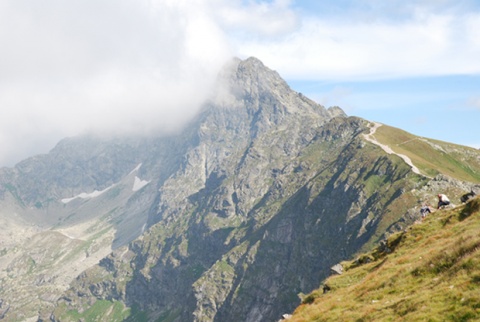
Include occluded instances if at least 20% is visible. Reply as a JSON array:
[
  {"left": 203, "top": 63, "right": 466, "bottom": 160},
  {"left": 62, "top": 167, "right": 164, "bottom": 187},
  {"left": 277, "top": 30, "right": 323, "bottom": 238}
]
[{"left": 1, "top": 0, "right": 479, "bottom": 166}]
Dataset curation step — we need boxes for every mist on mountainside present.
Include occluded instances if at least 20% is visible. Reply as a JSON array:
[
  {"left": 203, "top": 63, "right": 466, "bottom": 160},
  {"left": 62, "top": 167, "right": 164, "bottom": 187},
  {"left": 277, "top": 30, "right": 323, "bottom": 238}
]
[{"left": 0, "top": 0, "right": 232, "bottom": 167}]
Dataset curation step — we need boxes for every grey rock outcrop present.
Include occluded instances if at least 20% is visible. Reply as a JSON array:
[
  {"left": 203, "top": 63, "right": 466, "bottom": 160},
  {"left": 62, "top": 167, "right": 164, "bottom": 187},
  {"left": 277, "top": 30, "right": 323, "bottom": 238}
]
[{"left": 330, "top": 264, "right": 344, "bottom": 275}]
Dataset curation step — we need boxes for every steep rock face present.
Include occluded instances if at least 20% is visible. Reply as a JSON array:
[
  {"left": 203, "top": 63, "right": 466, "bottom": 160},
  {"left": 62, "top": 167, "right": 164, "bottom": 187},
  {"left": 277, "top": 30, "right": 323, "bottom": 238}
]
[{"left": 51, "top": 58, "right": 432, "bottom": 322}]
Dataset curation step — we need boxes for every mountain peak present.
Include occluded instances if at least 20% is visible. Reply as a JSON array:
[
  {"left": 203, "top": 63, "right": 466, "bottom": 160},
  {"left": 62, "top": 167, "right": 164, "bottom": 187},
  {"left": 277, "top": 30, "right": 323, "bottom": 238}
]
[
  {"left": 211, "top": 57, "right": 335, "bottom": 123},
  {"left": 327, "top": 105, "right": 347, "bottom": 118},
  {"left": 238, "top": 56, "right": 270, "bottom": 75}
]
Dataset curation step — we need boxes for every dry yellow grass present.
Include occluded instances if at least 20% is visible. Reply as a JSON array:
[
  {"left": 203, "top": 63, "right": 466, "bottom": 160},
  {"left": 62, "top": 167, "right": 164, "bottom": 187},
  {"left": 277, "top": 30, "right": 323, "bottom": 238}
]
[{"left": 290, "top": 197, "right": 480, "bottom": 321}]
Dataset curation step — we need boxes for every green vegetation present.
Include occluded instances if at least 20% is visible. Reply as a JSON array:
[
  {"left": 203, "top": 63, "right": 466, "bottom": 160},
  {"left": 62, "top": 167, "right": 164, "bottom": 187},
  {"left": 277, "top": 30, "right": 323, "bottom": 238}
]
[
  {"left": 373, "top": 124, "right": 480, "bottom": 182},
  {"left": 290, "top": 197, "right": 480, "bottom": 321},
  {"left": 124, "top": 304, "right": 149, "bottom": 322},
  {"left": 155, "top": 308, "right": 181, "bottom": 322},
  {"left": 56, "top": 300, "right": 130, "bottom": 322}
]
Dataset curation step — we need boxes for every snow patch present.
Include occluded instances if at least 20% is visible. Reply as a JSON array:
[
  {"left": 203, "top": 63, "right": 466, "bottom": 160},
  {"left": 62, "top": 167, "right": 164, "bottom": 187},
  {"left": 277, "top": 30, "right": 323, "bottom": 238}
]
[
  {"left": 59, "top": 231, "right": 76, "bottom": 239},
  {"left": 129, "top": 163, "right": 143, "bottom": 175},
  {"left": 61, "top": 185, "right": 114, "bottom": 204},
  {"left": 133, "top": 176, "right": 150, "bottom": 192}
]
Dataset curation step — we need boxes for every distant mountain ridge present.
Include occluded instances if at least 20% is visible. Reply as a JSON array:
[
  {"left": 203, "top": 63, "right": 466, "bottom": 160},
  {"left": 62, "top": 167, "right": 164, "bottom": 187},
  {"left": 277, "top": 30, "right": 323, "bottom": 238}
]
[{"left": 0, "top": 57, "right": 479, "bottom": 321}]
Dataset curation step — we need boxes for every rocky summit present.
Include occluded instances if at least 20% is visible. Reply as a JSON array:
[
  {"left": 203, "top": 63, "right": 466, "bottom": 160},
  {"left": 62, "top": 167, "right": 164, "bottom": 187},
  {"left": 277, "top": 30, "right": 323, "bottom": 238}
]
[{"left": 1, "top": 57, "right": 480, "bottom": 321}]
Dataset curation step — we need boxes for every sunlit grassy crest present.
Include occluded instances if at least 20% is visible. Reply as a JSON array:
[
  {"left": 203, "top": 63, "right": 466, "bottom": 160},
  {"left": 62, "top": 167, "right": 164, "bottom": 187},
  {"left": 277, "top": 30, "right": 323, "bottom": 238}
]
[
  {"left": 290, "top": 197, "right": 480, "bottom": 321},
  {"left": 373, "top": 124, "right": 480, "bottom": 182}
]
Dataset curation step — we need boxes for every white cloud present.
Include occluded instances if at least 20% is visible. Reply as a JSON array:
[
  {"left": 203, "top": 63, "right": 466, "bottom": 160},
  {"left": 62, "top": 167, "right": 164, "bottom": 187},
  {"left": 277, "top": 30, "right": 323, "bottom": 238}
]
[
  {"left": 311, "top": 86, "right": 355, "bottom": 112},
  {"left": 468, "top": 97, "right": 480, "bottom": 110},
  {"left": 0, "top": 0, "right": 308, "bottom": 166},
  {"left": 235, "top": 6, "right": 480, "bottom": 81},
  {"left": 215, "top": 0, "right": 299, "bottom": 37},
  {"left": 0, "top": 0, "right": 232, "bottom": 166}
]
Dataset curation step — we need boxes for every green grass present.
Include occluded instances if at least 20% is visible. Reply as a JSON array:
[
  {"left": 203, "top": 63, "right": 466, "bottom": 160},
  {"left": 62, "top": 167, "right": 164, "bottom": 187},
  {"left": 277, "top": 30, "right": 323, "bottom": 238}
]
[
  {"left": 290, "top": 197, "right": 480, "bottom": 321},
  {"left": 124, "top": 304, "right": 149, "bottom": 322},
  {"left": 373, "top": 124, "right": 480, "bottom": 183},
  {"left": 155, "top": 308, "right": 181, "bottom": 322},
  {"left": 57, "top": 300, "right": 130, "bottom": 322}
]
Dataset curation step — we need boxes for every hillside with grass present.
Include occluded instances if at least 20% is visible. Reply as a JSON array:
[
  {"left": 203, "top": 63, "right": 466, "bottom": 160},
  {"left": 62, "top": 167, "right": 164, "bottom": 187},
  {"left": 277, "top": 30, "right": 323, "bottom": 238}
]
[
  {"left": 289, "top": 196, "right": 480, "bottom": 321},
  {"left": 372, "top": 124, "right": 480, "bottom": 182}
]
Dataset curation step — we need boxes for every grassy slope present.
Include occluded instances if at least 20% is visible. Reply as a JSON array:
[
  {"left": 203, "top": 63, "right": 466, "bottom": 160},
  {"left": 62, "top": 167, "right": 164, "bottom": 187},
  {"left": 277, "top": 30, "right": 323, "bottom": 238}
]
[
  {"left": 290, "top": 197, "right": 480, "bottom": 321},
  {"left": 373, "top": 124, "right": 480, "bottom": 182}
]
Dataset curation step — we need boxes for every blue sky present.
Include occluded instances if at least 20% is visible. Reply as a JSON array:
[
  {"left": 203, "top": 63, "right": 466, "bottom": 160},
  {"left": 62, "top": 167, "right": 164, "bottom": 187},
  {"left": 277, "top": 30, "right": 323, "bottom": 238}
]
[
  {"left": 288, "top": 75, "right": 480, "bottom": 149},
  {"left": 0, "top": 0, "right": 479, "bottom": 166}
]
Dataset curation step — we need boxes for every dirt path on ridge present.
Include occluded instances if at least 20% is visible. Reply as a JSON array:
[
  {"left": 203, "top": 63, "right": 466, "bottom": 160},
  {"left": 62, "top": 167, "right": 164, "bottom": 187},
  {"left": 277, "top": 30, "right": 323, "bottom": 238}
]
[{"left": 363, "top": 122, "right": 423, "bottom": 176}]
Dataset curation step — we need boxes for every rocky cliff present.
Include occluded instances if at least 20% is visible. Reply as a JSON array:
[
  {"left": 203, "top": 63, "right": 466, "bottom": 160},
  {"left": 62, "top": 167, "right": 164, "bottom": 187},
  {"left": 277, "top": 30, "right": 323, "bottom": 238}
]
[{"left": 1, "top": 57, "right": 479, "bottom": 321}]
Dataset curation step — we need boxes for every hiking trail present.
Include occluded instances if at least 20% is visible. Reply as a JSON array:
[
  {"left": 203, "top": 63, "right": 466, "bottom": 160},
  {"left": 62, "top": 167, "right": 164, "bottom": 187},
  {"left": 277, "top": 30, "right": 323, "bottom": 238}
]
[{"left": 363, "top": 122, "right": 423, "bottom": 176}]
